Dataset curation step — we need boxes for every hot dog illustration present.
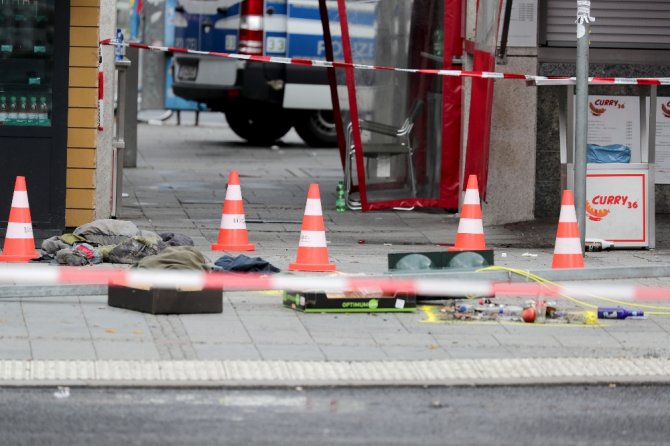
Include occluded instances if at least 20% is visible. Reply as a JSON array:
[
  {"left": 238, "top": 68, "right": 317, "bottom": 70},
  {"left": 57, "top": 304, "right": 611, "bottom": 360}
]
[
  {"left": 589, "top": 102, "right": 605, "bottom": 117},
  {"left": 661, "top": 102, "right": 670, "bottom": 118},
  {"left": 586, "top": 200, "right": 609, "bottom": 221}
]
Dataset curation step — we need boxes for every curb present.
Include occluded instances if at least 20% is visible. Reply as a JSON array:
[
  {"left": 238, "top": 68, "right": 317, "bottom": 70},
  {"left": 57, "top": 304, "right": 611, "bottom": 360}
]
[{"left": 2, "top": 358, "right": 670, "bottom": 387}]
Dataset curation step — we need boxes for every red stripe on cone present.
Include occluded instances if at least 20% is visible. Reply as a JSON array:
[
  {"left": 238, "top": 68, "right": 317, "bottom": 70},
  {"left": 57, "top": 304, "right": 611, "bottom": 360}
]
[
  {"left": 289, "top": 184, "right": 335, "bottom": 272},
  {"left": 211, "top": 170, "right": 255, "bottom": 251},
  {"left": 449, "top": 175, "right": 487, "bottom": 251},
  {"left": 552, "top": 190, "right": 584, "bottom": 269},
  {"left": 0, "top": 176, "right": 38, "bottom": 263}
]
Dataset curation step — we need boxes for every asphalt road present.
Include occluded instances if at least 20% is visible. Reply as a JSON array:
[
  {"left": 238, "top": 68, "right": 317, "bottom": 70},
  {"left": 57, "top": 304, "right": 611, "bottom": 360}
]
[{"left": 2, "top": 385, "right": 670, "bottom": 445}]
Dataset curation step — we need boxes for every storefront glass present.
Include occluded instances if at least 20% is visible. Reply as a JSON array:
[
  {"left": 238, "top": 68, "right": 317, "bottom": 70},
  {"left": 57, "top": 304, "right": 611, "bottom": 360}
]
[
  {"left": 330, "top": 0, "right": 459, "bottom": 210},
  {"left": 0, "top": 0, "right": 54, "bottom": 127}
]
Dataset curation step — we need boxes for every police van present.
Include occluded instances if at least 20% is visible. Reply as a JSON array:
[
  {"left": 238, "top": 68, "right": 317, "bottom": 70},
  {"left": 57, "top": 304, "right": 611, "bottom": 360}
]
[{"left": 171, "top": 0, "right": 373, "bottom": 146}]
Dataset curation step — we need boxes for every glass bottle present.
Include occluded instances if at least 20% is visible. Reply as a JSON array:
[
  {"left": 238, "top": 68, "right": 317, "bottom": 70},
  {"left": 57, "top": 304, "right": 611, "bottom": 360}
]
[
  {"left": 28, "top": 96, "right": 37, "bottom": 125},
  {"left": 13, "top": 0, "right": 26, "bottom": 26},
  {"left": 17, "top": 96, "right": 27, "bottom": 125},
  {"left": 335, "top": 181, "right": 346, "bottom": 212},
  {"left": 0, "top": 26, "right": 12, "bottom": 53},
  {"left": 432, "top": 28, "right": 443, "bottom": 57},
  {"left": 0, "top": 96, "right": 7, "bottom": 123},
  {"left": 38, "top": 96, "right": 48, "bottom": 125},
  {"left": 8, "top": 96, "right": 17, "bottom": 124}
]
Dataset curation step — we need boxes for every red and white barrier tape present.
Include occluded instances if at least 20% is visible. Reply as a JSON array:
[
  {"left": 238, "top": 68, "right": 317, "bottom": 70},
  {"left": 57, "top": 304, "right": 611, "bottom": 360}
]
[
  {"left": 100, "top": 39, "right": 670, "bottom": 86},
  {"left": 1, "top": 263, "right": 669, "bottom": 301}
]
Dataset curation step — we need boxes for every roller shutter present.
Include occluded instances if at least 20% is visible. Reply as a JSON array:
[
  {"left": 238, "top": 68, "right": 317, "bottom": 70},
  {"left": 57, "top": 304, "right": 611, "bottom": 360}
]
[{"left": 543, "top": 0, "right": 670, "bottom": 49}]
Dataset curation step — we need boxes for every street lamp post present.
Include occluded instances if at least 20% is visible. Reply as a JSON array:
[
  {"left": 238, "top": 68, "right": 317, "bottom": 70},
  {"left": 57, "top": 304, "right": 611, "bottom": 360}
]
[{"left": 574, "top": 1, "right": 594, "bottom": 251}]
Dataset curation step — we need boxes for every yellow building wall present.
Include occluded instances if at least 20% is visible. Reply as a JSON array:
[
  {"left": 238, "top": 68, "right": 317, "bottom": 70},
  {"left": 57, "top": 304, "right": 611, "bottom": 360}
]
[{"left": 67, "top": 0, "right": 100, "bottom": 227}]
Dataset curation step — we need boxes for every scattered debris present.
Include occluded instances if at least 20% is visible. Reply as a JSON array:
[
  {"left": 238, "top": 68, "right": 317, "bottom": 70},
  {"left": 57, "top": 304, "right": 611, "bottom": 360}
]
[
  {"left": 521, "top": 252, "right": 538, "bottom": 257},
  {"left": 54, "top": 386, "right": 70, "bottom": 399},
  {"left": 435, "top": 300, "right": 604, "bottom": 325}
]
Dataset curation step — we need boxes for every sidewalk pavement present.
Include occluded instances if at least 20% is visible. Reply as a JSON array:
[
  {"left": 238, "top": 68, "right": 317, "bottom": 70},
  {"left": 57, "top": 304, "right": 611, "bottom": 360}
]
[{"left": 2, "top": 113, "right": 670, "bottom": 385}]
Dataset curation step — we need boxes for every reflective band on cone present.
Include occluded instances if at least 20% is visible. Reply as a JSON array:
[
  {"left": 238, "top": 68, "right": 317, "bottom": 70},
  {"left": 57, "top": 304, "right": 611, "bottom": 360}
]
[
  {"left": 449, "top": 175, "right": 488, "bottom": 251},
  {"left": 289, "top": 184, "right": 336, "bottom": 272},
  {"left": 211, "top": 170, "right": 255, "bottom": 252},
  {"left": 552, "top": 190, "right": 584, "bottom": 269},
  {"left": 0, "top": 176, "right": 38, "bottom": 263}
]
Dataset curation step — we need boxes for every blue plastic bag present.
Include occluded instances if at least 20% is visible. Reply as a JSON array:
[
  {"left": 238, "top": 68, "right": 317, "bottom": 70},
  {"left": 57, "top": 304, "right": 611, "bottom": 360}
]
[{"left": 587, "top": 144, "right": 631, "bottom": 163}]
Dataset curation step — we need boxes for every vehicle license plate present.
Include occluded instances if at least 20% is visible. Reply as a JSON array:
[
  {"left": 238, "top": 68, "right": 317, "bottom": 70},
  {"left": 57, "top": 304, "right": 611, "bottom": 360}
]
[{"left": 178, "top": 64, "right": 198, "bottom": 81}]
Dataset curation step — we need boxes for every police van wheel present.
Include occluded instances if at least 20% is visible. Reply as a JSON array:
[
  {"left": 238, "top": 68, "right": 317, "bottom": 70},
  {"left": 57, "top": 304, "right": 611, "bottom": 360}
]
[
  {"left": 294, "top": 110, "right": 337, "bottom": 147},
  {"left": 225, "top": 106, "right": 292, "bottom": 146}
]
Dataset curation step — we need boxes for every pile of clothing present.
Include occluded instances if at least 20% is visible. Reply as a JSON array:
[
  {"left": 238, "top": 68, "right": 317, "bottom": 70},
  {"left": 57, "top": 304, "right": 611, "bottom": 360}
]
[
  {"left": 39, "top": 219, "right": 281, "bottom": 273},
  {"left": 41, "top": 219, "right": 197, "bottom": 267}
]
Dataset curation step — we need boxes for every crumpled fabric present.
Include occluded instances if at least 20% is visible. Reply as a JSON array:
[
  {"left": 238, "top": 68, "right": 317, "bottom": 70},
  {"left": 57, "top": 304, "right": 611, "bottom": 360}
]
[
  {"left": 98, "top": 244, "right": 117, "bottom": 261},
  {"left": 137, "top": 246, "right": 210, "bottom": 271},
  {"left": 73, "top": 219, "right": 140, "bottom": 246},
  {"left": 107, "top": 235, "right": 168, "bottom": 265},
  {"left": 55, "top": 243, "right": 103, "bottom": 266},
  {"left": 60, "top": 233, "right": 86, "bottom": 245},
  {"left": 42, "top": 236, "right": 72, "bottom": 256},
  {"left": 159, "top": 232, "right": 194, "bottom": 247},
  {"left": 214, "top": 254, "right": 280, "bottom": 273}
]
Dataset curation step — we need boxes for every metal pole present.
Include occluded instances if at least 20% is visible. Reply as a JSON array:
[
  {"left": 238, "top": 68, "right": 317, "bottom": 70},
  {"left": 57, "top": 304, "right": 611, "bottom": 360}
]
[
  {"left": 574, "top": 1, "right": 594, "bottom": 251},
  {"left": 112, "top": 59, "right": 130, "bottom": 218},
  {"left": 123, "top": 46, "right": 139, "bottom": 168}
]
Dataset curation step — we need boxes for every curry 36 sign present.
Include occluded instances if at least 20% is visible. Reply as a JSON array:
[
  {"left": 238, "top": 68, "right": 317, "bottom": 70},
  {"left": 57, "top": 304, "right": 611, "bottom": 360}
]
[
  {"left": 586, "top": 95, "right": 641, "bottom": 162},
  {"left": 586, "top": 170, "right": 647, "bottom": 246}
]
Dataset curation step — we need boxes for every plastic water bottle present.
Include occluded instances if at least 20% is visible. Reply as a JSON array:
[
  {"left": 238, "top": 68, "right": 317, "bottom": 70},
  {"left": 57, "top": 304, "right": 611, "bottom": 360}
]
[
  {"left": 535, "top": 300, "right": 547, "bottom": 323},
  {"left": 115, "top": 28, "right": 124, "bottom": 61},
  {"left": 457, "top": 303, "right": 474, "bottom": 313},
  {"left": 499, "top": 305, "right": 523, "bottom": 318},
  {"left": 597, "top": 307, "right": 644, "bottom": 320}
]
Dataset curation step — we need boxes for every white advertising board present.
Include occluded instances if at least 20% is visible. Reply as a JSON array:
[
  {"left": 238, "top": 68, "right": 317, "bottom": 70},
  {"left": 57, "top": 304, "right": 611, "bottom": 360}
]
[
  {"left": 500, "top": 0, "right": 537, "bottom": 48},
  {"left": 585, "top": 169, "right": 648, "bottom": 247},
  {"left": 586, "top": 95, "right": 641, "bottom": 163},
  {"left": 654, "top": 96, "right": 670, "bottom": 184}
]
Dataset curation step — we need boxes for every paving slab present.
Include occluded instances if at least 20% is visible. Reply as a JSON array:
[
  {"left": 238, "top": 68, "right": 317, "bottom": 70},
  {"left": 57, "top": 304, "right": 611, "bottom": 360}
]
[
  {"left": 93, "top": 340, "right": 162, "bottom": 360},
  {"left": 30, "top": 340, "right": 97, "bottom": 360}
]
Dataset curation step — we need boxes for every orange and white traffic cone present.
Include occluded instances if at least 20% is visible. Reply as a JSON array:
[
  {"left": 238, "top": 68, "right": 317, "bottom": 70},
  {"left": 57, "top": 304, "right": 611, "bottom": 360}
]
[
  {"left": 552, "top": 189, "right": 584, "bottom": 269},
  {"left": 0, "top": 176, "right": 38, "bottom": 262},
  {"left": 449, "top": 174, "right": 487, "bottom": 251},
  {"left": 211, "top": 170, "right": 255, "bottom": 251},
  {"left": 289, "top": 183, "right": 336, "bottom": 272}
]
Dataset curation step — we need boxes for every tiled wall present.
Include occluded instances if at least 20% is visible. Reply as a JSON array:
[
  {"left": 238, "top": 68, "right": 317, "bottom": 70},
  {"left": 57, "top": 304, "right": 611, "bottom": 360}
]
[{"left": 66, "top": 0, "right": 99, "bottom": 227}]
